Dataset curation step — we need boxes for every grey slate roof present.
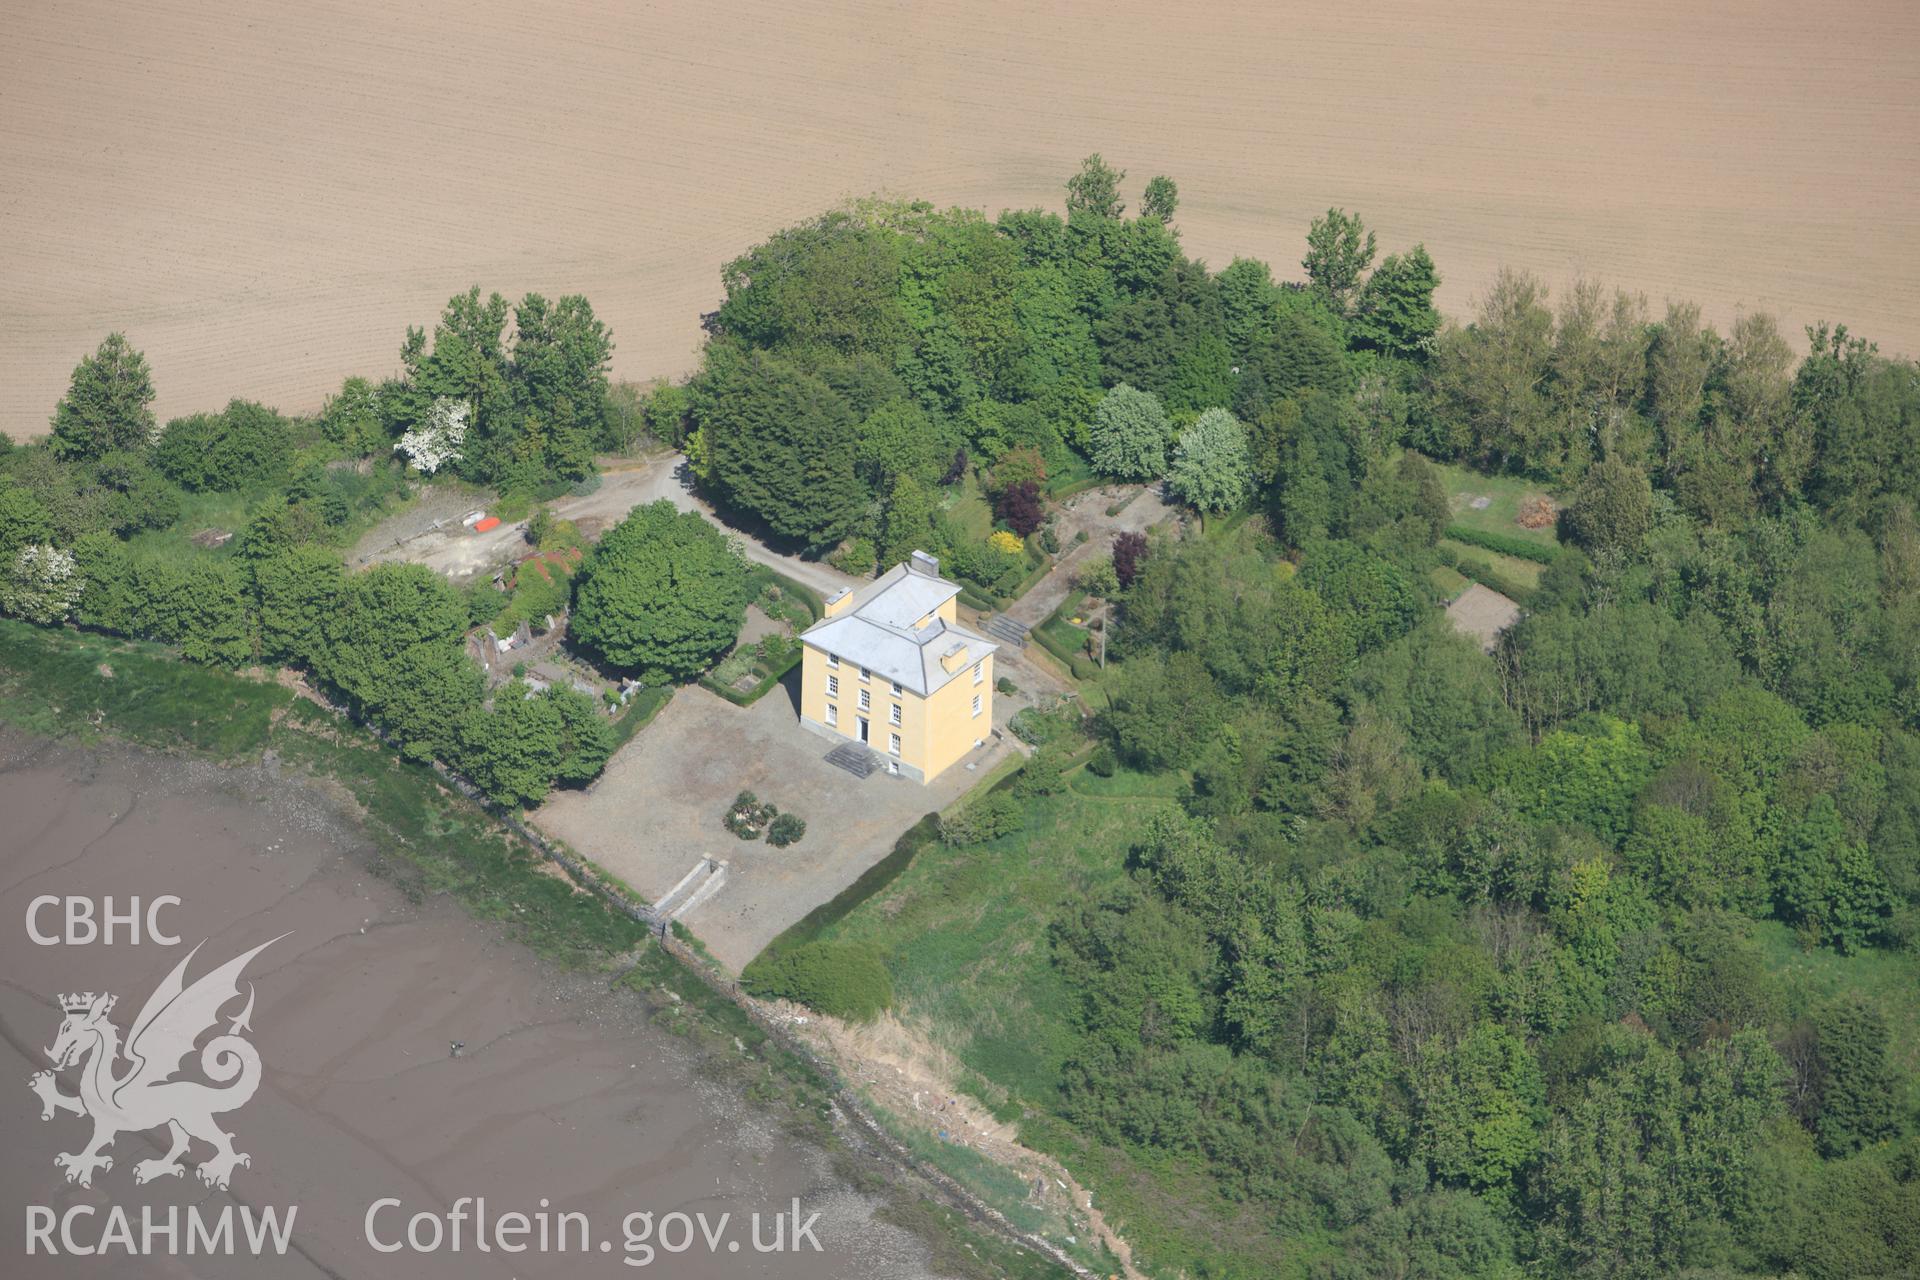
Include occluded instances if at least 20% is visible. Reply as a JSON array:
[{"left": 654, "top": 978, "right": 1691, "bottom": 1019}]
[{"left": 802, "top": 560, "right": 997, "bottom": 697}]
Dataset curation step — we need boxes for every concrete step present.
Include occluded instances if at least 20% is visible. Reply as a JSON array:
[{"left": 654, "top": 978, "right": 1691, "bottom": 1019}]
[
  {"left": 825, "top": 741, "right": 880, "bottom": 778},
  {"left": 984, "top": 614, "right": 1030, "bottom": 647}
]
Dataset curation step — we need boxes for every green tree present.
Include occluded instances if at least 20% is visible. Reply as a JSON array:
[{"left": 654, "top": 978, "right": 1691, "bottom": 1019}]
[
  {"left": 1407, "top": 1022, "right": 1543, "bottom": 1191},
  {"left": 1065, "top": 153, "right": 1126, "bottom": 221},
  {"left": 319, "top": 562, "right": 476, "bottom": 758},
  {"left": 1139, "top": 175, "right": 1178, "bottom": 224},
  {"left": 153, "top": 400, "right": 293, "bottom": 492},
  {"left": 570, "top": 500, "right": 749, "bottom": 680},
  {"left": 1427, "top": 270, "right": 1557, "bottom": 473},
  {"left": 1089, "top": 383, "right": 1169, "bottom": 479},
  {"left": 1811, "top": 994, "right": 1902, "bottom": 1156},
  {"left": 1303, "top": 208, "right": 1376, "bottom": 313},
  {"left": 1351, "top": 244, "right": 1441, "bottom": 359},
  {"left": 1217, "top": 257, "right": 1280, "bottom": 363},
  {"left": 405, "top": 287, "right": 512, "bottom": 442},
  {"left": 1166, "top": 407, "right": 1253, "bottom": 516},
  {"left": 694, "top": 346, "right": 865, "bottom": 545},
  {"left": 50, "top": 334, "right": 157, "bottom": 461},
  {"left": 1562, "top": 456, "right": 1655, "bottom": 560},
  {"left": 877, "top": 474, "right": 937, "bottom": 569},
  {"left": 1776, "top": 796, "right": 1891, "bottom": 953},
  {"left": 0, "top": 486, "right": 55, "bottom": 558},
  {"left": 252, "top": 545, "right": 345, "bottom": 665},
  {"left": 1492, "top": 715, "right": 1652, "bottom": 843}
]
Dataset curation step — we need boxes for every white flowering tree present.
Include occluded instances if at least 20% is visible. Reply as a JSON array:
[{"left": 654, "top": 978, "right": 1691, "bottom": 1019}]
[
  {"left": 2, "top": 544, "right": 83, "bottom": 623},
  {"left": 395, "top": 397, "right": 470, "bottom": 475}
]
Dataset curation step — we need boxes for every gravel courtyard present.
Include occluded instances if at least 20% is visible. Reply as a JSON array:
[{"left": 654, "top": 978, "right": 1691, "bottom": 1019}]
[{"left": 532, "top": 675, "right": 1014, "bottom": 972}]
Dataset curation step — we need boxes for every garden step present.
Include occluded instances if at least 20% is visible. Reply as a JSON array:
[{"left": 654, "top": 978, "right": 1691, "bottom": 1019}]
[
  {"left": 984, "top": 614, "right": 1030, "bottom": 648},
  {"left": 825, "top": 742, "right": 880, "bottom": 778}
]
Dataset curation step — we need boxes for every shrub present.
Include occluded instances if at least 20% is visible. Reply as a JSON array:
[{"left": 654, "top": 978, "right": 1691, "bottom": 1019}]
[
  {"left": 1009, "top": 706, "right": 1048, "bottom": 745},
  {"left": 1076, "top": 555, "right": 1119, "bottom": 598},
  {"left": 939, "top": 792, "right": 1022, "bottom": 845},
  {"left": 1443, "top": 524, "right": 1557, "bottom": 564},
  {"left": 1014, "top": 747, "right": 1066, "bottom": 797},
  {"left": 768, "top": 812, "right": 807, "bottom": 847},
  {"left": 1112, "top": 531, "right": 1149, "bottom": 587},
  {"left": 830, "top": 537, "right": 876, "bottom": 575},
  {"left": 996, "top": 676, "right": 1017, "bottom": 695},
  {"left": 995, "top": 481, "right": 1046, "bottom": 537},
  {"left": 723, "top": 789, "right": 777, "bottom": 840},
  {"left": 742, "top": 940, "right": 893, "bottom": 1021},
  {"left": 1087, "top": 744, "right": 1118, "bottom": 777},
  {"left": 988, "top": 529, "right": 1024, "bottom": 556}
]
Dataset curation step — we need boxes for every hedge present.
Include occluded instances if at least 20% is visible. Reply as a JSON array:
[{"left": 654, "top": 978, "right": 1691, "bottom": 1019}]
[
  {"left": 699, "top": 646, "right": 803, "bottom": 706},
  {"left": 696, "top": 565, "right": 824, "bottom": 706},
  {"left": 1032, "top": 591, "right": 1102, "bottom": 680},
  {"left": 748, "top": 813, "right": 942, "bottom": 964},
  {"left": 740, "top": 939, "right": 894, "bottom": 1021},
  {"left": 1443, "top": 523, "right": 1558, "bottom": 564},
  {"left": 1437, "top": 545, "right": 1538, "bottom": 606}
]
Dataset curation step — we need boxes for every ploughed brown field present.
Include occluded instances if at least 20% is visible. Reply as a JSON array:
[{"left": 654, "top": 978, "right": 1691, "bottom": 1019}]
[{"left": 4, "top": 0, "right": 1916, "bottom": 439}]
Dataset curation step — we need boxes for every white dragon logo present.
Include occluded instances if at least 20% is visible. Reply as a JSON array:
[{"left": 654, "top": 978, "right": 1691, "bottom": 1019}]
[{"left": 28, "top": 936, "right": 283, "bottom": 1191}]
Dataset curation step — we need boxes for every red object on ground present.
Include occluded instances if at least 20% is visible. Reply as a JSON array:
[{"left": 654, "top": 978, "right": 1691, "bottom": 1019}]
[{"left": 473, "top": 516, "right": 502, "bottom": 533}]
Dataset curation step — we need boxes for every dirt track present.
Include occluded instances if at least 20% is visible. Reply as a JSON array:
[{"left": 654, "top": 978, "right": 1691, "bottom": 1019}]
[{"left": 5, "top": 0, "right": 1917, "bottom": 439}]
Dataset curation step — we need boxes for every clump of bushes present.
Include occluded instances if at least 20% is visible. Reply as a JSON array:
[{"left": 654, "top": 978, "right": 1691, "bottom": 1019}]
[
  {"left": 1087, "top": 744, "right": 1117, "bottom": 777},
  {"left": 996, "top": 676, "right": 1017, "bottom": 696},
  {"left": 723, "top": 789, "right": 778, "bottom": 840},
  {"left": 742, "top": 940, "right": 893, "bottom": 1021},
  {"left": 723, "top": 790, "right": 806, "bottom": 846},
  {"left": 829, "top": 537, "right": 877, "bottom": 576}
]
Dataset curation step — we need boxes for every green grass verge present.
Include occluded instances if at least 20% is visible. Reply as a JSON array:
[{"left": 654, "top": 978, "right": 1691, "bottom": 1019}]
[
  {"left": 811, "top": 787, "right": 1173, "bottom": 1106},
  {"left": 1430, "top": 564, "right": 1472, "bottom": 602},
  {"left": 1752, "top": 920, "right": 1920, "bottom": 1117}
]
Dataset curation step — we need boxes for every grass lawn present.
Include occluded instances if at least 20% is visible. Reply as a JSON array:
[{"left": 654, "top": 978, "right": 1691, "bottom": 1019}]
[
  {"left": 817, "top": 781, "right": 1177, "bottom": 1106},
  {"left": 1429, "top": 455, "right": 1561, "bottom": 548},
  {"left": 1439, "top": 536, "right": 1546, "bottom": 590},
  {"left": 1430, "top": 564, "right": 1472, "bottom": 601},
  {"left": 942, "top": 473, "right": 996, "bottom": 542}
]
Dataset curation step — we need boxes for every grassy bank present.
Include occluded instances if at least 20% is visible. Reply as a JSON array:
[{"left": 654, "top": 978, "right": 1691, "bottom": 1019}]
[{"left": 0, "top": 619, "right": 1070, "bottom": 1280}]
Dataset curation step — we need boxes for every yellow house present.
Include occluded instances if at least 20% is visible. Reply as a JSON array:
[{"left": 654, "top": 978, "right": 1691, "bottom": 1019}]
[{"left": 799, "top": 551, "right": 996, "bottom": 782}]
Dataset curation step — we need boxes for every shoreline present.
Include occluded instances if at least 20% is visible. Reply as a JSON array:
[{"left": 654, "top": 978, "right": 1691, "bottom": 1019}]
[{"left": 0, "top": 621, "right": 1087, "bottom": 1279}]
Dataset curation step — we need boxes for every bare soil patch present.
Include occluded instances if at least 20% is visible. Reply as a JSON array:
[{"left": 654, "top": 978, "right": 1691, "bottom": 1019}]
[{"left": 6, "top": 0, "right": 1917, "bottom": 439}]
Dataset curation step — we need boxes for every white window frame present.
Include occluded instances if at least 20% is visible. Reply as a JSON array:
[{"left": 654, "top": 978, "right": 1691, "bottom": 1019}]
[
  {"left": 889, "top": 703, "right": 902, "bottom": 727},
  {"left": 973, "top": 661, "right": 985, "bottom": 685},
  {"left": 858, "top": 688, "right": 871, "bottom": 713},
  {"left": 826, "top": 652, "right": 839, "bottom": 668},
  {"left": 826, "top": 703, "right": 838, "bottom": 727},
  {"left": 890, "top": 679, "right": 903, "bottom": 696},
  {"left": 972, "top": 694, "right": 982, "bottom": 717},
  {"left": 827, "top": 674, "right": 839, "bottom": 698},
  {"left": 859, "top": 666, "right": 871, "bottom": 683},
  {"left": 888, "top": 732, "right": 902, "bottom": 756}
]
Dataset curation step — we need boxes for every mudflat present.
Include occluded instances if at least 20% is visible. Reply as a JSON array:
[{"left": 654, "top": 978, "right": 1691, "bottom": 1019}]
[
  {"left": 4, "top": 0, "right": 1917, "bottom": 438},
  {"left": 0, "top": 731, "right": 940, "bottom": 1277}
]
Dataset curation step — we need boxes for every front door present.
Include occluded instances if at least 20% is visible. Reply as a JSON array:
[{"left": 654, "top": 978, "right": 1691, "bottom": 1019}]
[{"left": 857, "top": 717, "right": 870, "bottom": 744}]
